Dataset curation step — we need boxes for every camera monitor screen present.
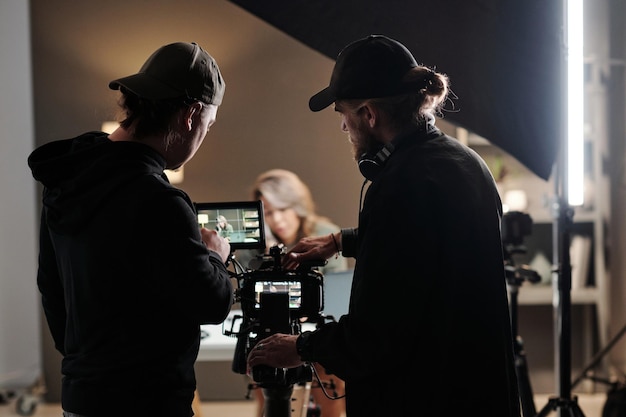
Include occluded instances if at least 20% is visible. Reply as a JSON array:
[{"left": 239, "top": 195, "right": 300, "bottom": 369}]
[
  {"left": 194, "top": 200, "right": 266, "bottom": 251},
  {"left": 254, "top": 281, "right": 302, "bottom": 309}
]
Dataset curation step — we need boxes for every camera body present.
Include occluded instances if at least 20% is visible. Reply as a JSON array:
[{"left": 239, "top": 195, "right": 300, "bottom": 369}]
[
  {"left": 501, "top": 210, "right": 533, "bottom": 247},
  {"left": 231, "top": 246, "right": 325, "bottom": 386}
]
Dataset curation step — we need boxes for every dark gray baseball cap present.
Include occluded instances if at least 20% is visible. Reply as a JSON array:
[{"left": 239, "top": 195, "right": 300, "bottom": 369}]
[{"left": 109, "top": 42, "right": 225, "bottom": 105}]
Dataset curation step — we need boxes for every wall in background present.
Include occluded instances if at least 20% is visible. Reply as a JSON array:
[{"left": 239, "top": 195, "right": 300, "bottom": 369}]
[
  {"left": 0, "top": 0, "right": 41, "bottom": 392},
  {"left": 29, "top": 0, "right": 365, "bottom": 226}
]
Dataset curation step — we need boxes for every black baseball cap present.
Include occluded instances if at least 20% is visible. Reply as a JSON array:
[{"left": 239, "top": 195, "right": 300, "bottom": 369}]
[
  {"left": 309, "top": 35, "right": 418, "bottom": 112},
  {"left": 109, "top": 42, "right": 225, "bottom": 106}
]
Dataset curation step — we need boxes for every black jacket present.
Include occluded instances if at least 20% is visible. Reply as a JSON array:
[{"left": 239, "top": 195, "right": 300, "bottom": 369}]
[
  {"left": 304, "top": 127, "right": 521, "bottom": 416},
  {"left": 28, "top": 132, "right": 233, "bottom": 416}
]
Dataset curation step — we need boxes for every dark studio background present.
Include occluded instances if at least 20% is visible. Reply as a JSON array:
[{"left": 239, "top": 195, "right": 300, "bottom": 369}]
[{"left": 2, "top": 0, "right": 624, "bottom": 403}]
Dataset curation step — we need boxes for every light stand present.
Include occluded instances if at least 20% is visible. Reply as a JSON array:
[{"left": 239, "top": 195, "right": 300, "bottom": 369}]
[
  {"left": 535, "top": 198, "right": 585, "bottom": 417},
  {"left": 554, "top": 201, "right": 576, "bottom": 407},
  {"left": 535, "top": 1, "right": 586, "bottom": 414}
]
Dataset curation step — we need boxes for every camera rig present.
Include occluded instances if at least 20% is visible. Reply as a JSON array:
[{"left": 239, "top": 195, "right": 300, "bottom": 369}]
[
  {"left": 229, "top": 245, "right": 325, "bottom": 383},
  {"left": 194, "top": 200, "right": 335, "bottom": 416}
]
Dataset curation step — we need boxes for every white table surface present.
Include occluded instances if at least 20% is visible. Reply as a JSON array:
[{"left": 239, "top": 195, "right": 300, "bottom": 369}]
[{"left": 197, "top": 309, "right": 242, "bottom": 362}]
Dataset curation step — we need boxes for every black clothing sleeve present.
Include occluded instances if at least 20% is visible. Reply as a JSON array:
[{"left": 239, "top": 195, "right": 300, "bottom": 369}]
[
  {"left": 36, "top": 209, "right": 67, "bottom": 355},
  {"left": 340, "top": 227, "right": 358, "bottom": 258}
]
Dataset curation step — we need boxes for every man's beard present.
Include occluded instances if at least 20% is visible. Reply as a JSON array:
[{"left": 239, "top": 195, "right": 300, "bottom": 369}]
[{"left": 349, "top": 132, "right": 380, "bottom": 163}]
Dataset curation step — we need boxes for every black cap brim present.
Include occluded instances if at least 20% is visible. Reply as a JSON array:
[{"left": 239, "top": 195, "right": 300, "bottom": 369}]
[
  {"left": 308, "top": 87, "right": 335, "bottom": 112},
  {"left": 108, "top": 73, "right": 182, "bottom": 100}
]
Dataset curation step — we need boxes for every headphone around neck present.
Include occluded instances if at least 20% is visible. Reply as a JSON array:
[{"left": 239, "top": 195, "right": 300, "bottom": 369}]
[
  {"left": 357, "top": 125, "right": 442, "bottom": 181},
  {"left": 358, "top": 142, "right": 395, "bottom": 181}
]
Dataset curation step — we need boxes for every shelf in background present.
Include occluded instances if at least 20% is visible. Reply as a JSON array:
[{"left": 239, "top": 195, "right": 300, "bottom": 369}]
[{"left": 516, "top": 285, "right": 599, "bottom": 305}]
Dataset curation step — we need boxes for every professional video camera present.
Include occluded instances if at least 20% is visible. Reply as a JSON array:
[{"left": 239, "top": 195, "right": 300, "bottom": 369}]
[
  {"left": 501, "top": 210, "right": 540, "bottom": 284},
  {"left": 229, "top": 245, "right": 324, "bottom": 383},
  {"left": 194, "top": 201, "right": 326, "bottom": 416},
  {"left": 501, "top": 210, "right": 533, "bottom": 248}
]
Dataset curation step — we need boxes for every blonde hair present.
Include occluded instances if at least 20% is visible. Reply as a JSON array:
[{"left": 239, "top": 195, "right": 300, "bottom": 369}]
[{"left": 251, "top": 169, "right": 326, "bottom": 243}]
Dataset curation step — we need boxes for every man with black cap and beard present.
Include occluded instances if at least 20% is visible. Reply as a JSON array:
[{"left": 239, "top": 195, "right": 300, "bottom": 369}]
[
  {"left": 247, "top": 35, "right": 521, "bottom": 417},
  {"left": 28, "top": 42, "right": 233, "bottom": 417}
]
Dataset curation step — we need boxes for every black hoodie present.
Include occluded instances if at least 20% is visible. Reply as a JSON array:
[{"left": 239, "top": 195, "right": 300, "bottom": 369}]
[
  {"left": 28, "top": 132, "right": 233, "bottom": 416},
  {"left": 300, "top": 128, "right": 521, "bottom": 417}
]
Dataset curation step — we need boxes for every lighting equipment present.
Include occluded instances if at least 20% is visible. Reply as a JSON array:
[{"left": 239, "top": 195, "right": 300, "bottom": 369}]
[{"left": 535, "top": 1, "right": 586, "bottom": 415}]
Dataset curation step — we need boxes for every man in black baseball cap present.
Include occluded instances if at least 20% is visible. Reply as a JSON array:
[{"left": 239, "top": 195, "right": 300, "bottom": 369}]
[
  {"left": 248, "top": 34, "right": 521, "bottom": 417},
  {"left": 28, "top": 42, "right": 233, "bottom": 417}
]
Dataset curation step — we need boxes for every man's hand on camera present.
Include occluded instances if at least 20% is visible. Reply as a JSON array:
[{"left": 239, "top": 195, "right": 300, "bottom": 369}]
[
  {"left": 200, "top": 228, "right": 231, "bottom": 263},
  {"left": 282, "top": 234, "right": 337, "bottom": 270},
  {"left": 247, "top": 333, "right": 303, "bottom": 370}
]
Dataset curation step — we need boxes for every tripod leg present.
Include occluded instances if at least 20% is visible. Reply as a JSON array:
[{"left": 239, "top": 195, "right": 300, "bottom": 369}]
[
  {"left": 290, "top": 382, "right": 312, "bottom": 417},
  {"left": 569, "top": 396, "right": 586, "bottom": 417},
  {"left": 507, "top": 278, "right": 538, "bottom": 417},
  {"left": 515, "top": 339, "right": 537, "bottom": 417},
  {"left": 572, "top": 323, "right": 626, "bottom": 389},
  {"left": 536, "top": 397, "right": 558, "bottom": 417},
  {"left": 535, "top": 396, "right": 587, "bottom": 417}
]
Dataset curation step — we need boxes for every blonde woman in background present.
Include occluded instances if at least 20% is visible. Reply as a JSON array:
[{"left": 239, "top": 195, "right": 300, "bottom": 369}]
[
  {"left": 250, "top": 168, "right": 347, "bottom": 417},
  {"left": 215, "top": 215, "right": 234, "bottom": 240}
]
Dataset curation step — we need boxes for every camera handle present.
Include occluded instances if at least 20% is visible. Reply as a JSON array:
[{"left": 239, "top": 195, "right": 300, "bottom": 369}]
[
  {"left": 505, "top": 244, "right": 541, "bottom": 417},
  {"left": 262, "top": 384, "right": 299, "bottom": 417},
  {"left": 253, "top": 292, "right": 315, "bottom": 417}
]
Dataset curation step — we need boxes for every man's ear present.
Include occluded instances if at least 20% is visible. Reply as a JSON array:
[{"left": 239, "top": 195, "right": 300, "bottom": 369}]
[
  {"left": 360, "top": 103, "right": 378, "bottom": 128},
  {"left": 183, "top": 102, "right": 204, "bottom": 131}
]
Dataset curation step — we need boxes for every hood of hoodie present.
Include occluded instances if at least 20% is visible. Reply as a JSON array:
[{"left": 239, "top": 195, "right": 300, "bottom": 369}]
[{"left": 28, "top": 131, "right": 168, "bottom": 235}]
